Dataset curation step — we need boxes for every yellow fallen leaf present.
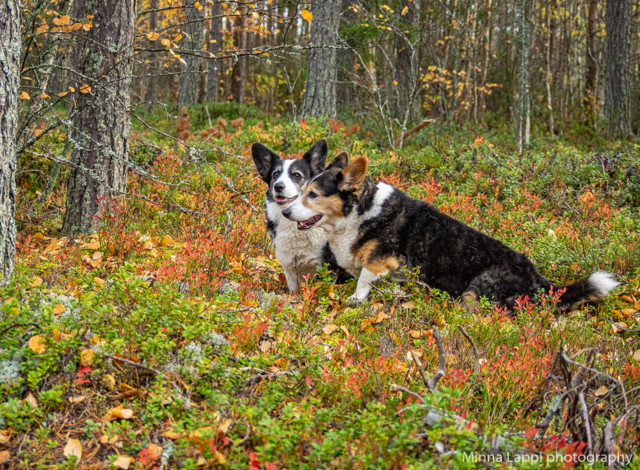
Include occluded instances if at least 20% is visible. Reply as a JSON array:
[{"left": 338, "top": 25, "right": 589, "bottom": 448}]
[
  {"left": 633, "top": 349, "right": 640, "bottom": 362},
  {"left": 63, "top": 438, "right": 82, "bottom": 460},
  {"left": 80, "top": 349, "right": 94, "bottom": 367},
  {"left": 19, "top": 91, "right": 30, "bottom": 100},
  {"left": 409, "top": 330, "right": 421, "bottom": 339},
  {"left": 300, "top": 9, "right": 313, "bottom": 21},
  {"left": 68, "top": 395, "right": 87, "bottom": 404},
  {"left": 29, "top": 276, "right": 43, "bottom": 288},
  {"left": 93, "top": 277, "right": 105, "bottom": 287},
  {"left": 33, "top": 232, "right": 45, "bottom": 241},
  {"left": 28, "top": 335, "right": 47, "bottom": 353},
  {"left": 0, "top": 451, "right": 9, "bottom": 465},
  {"left": 374, "top": 311, "right": 388, "bottom": 323},
  {"left": 109, "top": 405, "right": 134, "bottom": 419},
  {"left": 612, "top": 322, "right": 628, "bottom": 334},
  {"left": 160, "top": 234, "right": 173, "bottom": 246},
  {"left": 34, "top": 129, "right": 43, "bottom": 137},
  {"left": 146, "top": 32, "right": 160, "bottom": 41},
  {"left": 82, "top": 21, "right": 92, "bottom": 31},
  {"left": 103, "top": 374, "right": 116, "bottom": 389},
  {"left": 145, "top": 443, "right": 163, "bottom": 460},
  {"left": 322, "top": 324, "right": 337, "bottom": 335},
  {"left": 594, "top": 385, "right": 609, "bottom": 397},
  {"left": 340, "top": 325, "right": 350, "bottom": 337},
  {"left": 53, "top": 303, "right": 66, "bottom": 314},
  {"left": 218, "top": 418, "right": 233, "bottom": 435},
  {"left": 401, "top": 5, "right": 409, "bottom": 15},
  {"left": 0, "top": 429, "right": 10, "bottom": 445},
  {"left": 401, "top": 301, "right": 415, "bottom": 309},
  {"left": 164, "top": 429, "right": 183, "bottom": 440},
  {"left": 84, "top": 240, "right": 100, "bottom": 250},
  {"left": 113, "top": 455, "right": 134, "bottom": 469},
  {"left": 79, "top": 84, "right": 91, "bottom": 94}
]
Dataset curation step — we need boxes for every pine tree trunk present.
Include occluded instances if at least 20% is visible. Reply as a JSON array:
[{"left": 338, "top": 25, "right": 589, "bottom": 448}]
[
  {"left": 206, "top": 1, "right": 222, "bottom": 102},
  {"left": 604, "top": 0, "right": 631, "bottom": 136},
  {"left": 231, "top": 5, "right": 248, "bottom": 104},
  {"left": 301, "top": 0, "right": 341, "bottom": 118},
  {"left": 62, "top": 0, "right": 135, "bottom": 235},
  {"left": 0, "top": 0, "right": 21, "bottom": 283},
  {"left": 583, "top": 0, "right": 597, "bottom": 124},
  {"left": 146, "top": 0, "right": 159, "bottom": 111},
  {"left": 178, "top": 0, "right": 205, "bottom": 107}
]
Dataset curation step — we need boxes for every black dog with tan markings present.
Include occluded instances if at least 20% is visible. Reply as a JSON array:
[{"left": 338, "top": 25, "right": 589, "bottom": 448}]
[{"left": 282, "top": 153, "right": 620, "bottom": 310}]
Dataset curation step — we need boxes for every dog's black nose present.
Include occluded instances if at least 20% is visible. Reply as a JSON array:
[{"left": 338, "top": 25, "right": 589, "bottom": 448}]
[
  {"left": 282, "top": 207, "right": 292, "bottom": 219},
  {"left": 274, "top": 182, "right": 285, "bottom": 193}
]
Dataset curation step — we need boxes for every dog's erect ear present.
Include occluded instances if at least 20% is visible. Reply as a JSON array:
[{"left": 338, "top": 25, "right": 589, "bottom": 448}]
[
  {"left": 302, "top": 139, "right": 328, "bottom": 175},
  {"left": 326, "top": 151, "right": 349, "bottom": 171},
  {"left": 338, "top": 157, "right": 368, "bottom": 191},
  {"left": 252, "top": 143, "right": 280, "bottom": 183}
]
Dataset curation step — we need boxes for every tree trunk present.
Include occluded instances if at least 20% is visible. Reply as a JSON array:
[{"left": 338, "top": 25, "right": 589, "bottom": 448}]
[
  {"left": 545, "top": 0, "right": 556, "bottom": 134},
  {"left": 206, "top": 0, "right": 222, "bottom": 102},
  {"left": 178, "top": 0, "right": 205, "bottom": 107},
  {"left": 301, "top": 0, "right": 341, "bottom": 118},
  {"left": 583, "top": 0, "right": 597, "bottom": 124},
  {"left": 231, "top": 4, "right": 248, "bottom": 104},
  {"left": 62, "top": 0, "right": 135, "bottom": 235},
  {"left": 515, "top": 0, "right": 532, "bottom": 153},
  {"left": 604, "top": 0, "right": 631, "bottom": 136},
  {"left": 394, "top": 0, "right": 420, "bottom": 124},
  {"left": 146, "top": 0, "right": 158, "bottom": 111},
  {"left": 0, "top": 0, "right": 21, "bottom": 283}
]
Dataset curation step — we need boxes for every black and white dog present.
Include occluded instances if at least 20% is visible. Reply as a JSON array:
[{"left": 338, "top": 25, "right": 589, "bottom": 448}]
[
  {"left": 252, "top": 140, "right": 348, "bottom": 292},
  {"left": 282, "top": 153, "right": 620, "bottom": 310}
]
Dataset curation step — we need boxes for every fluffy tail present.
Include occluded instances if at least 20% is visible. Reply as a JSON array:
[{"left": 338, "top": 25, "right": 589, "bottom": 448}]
[{"left": 554, "top": 271, "right": 621, "bottom": 310}]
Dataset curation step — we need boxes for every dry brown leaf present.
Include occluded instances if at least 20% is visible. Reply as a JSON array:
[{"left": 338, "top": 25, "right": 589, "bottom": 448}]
[
  {"left": 69, "top": 395, "right": 87, "bottom": 404},
  {"left": 29, "top": 276, "right": 44, "bottom": 288},
  {"left": 0, "top": 429, "right": 10, "bottom": 445},
  {"left": 28, "top": 335, "right": 47, "bottom": 353},
  {"left": 612, "top": 322, "right": 628, "bottom": 334},
  {"left": 594, "top": 385, "right": 609, "bottom": 397},
  {"left": 109, "top": 405, "right": 134, "bottom": 419},
  {"left": 113, "top": 455, "right": 134, "bottom": 469},
  {"left": 401, "top": 301, "right": 415, "bottom": 309},
  {"left": 340, "top": 325, "right": 350, "bottom": 337},
  {"left": 63, "top": 438, "right": 82, "bottom": 460},
  {"left": 160, "top": 234, "right": 174, "bottom": 246},
  {"left": 0, "top": 451, "right": 10, "bottom": 465},
  {"left": 164, "top": 429, "right": 183, "bottom": 440},
  {"left": 633, "top": 349, "right": 640, "bottom": 362},
  {"left": 409, "top": 330, "right": 421, "bottom": 339},
  {"left": 33, "top": 232, "right": 45, "bottom": 242}
]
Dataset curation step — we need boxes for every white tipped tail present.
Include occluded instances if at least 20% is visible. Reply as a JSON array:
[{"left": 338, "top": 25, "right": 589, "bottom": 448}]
[{"left": 588, "top": 271, "right": 621, "bottom": 297}]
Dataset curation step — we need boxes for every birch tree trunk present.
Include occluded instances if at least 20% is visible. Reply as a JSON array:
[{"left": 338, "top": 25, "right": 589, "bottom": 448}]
[
  {"left": 515, "top": 0, "right": 532, "bottom": 153},
  {"left": 62, "top": 0, "right": 136, "bottom": 235},
  {"left": 604, "top": 0, "right": 631, "bottom": 136},
  {"left": 301, "top": 0, "right": 341, "bottom": 118},
  {"left": 0, "top": 0, "right": 21, "bottom": 283}
]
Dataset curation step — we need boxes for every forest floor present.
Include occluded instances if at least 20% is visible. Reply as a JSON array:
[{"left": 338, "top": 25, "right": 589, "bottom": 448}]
[{"left": 2, "top": 106, "right": 640, "bottom": 468}]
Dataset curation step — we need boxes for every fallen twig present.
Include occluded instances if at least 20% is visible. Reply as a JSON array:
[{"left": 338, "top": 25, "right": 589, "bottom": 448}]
[
  {"left": 457, "top": 325, "right": 480, "bottom": 375},
  {"left": 427, "top": 327, "right": 446, "bottom": 392}
]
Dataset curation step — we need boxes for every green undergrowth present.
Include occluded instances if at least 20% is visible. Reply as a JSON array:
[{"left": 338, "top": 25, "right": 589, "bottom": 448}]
[{"left": 3, "top": 111, "right": 640, "bottom": 468}]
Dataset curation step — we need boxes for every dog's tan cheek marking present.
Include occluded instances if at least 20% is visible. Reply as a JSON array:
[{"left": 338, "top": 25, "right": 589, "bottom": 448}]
[
  {"left": 366, "top": 256, "right": 400, "bottom": 275},
  {"left": 309, "top": 195, "right": 344, "bottom": 216}
]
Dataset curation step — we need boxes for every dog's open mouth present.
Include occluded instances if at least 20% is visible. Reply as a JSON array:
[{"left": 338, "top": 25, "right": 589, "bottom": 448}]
[
  {"left": 296, "top": 214, "right": 322, "bottom": 230},
  {"left": 275, "top": 195, "right": 297, "bottom": 205}
]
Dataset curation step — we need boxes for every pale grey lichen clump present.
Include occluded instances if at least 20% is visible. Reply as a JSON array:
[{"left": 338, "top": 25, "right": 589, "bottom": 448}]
[{"left": 0, "top": 349, "right": 23, "bottom": 384}]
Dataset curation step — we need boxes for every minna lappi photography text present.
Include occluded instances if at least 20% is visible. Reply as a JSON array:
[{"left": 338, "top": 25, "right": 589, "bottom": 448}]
[{"left": 462, "top": 451, "right": 634, "bottom": 466}]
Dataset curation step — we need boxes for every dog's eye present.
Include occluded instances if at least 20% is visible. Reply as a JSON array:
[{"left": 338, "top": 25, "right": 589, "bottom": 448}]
[
  {"left": 308, "top": 191, "right": 318, "bottom": 199},
  {"left": 292, "top": 173, "right": 302, "bottom": 181},
  {"left": 273, "top": 170, "right": 281, "bottom": 178}
]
